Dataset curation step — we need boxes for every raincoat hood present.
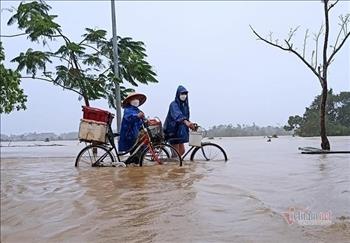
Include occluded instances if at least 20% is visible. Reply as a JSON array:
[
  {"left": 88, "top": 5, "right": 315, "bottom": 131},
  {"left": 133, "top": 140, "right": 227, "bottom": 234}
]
[
  {"left": 175, "top": 85, "right": 188, "bottom": 100},
  {"left": 174, "top": 85, "right": 189, "bottom": 118}
]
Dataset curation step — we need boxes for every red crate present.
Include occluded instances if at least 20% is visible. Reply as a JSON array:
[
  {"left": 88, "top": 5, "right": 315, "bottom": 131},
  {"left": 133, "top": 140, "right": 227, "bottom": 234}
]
[{"left": 82, "top": 106, "right": 112, "bottom": 124}]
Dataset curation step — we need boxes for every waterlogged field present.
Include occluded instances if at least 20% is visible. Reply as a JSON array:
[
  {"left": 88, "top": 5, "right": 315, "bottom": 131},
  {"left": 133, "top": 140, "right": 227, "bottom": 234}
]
[{"left": 1, "top": 136, "right": 349, "bottom": 242}]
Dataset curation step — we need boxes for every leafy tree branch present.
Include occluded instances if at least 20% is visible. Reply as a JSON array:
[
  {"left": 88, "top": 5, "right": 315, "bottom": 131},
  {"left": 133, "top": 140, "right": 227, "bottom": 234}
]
[
  {"left": 1, "top": 0, "right": 158, "bottom": 111},
  {"left": 250, "top": 0, "right": 350, "bottom": 150}
]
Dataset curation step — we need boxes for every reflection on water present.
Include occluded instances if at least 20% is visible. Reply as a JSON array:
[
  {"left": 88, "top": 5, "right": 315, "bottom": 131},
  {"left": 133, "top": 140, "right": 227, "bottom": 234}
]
[{"left": 1, "top": 137, "right": 349, "bottom": 242}]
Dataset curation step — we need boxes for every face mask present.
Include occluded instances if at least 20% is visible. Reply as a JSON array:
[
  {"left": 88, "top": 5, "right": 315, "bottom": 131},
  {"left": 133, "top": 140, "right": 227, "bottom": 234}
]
[
  {"left": 179, "top": 94, "right": 187, "bottom": 101},
  {"left": 130, "top": 99, "right": 140, "bottom": 107}
]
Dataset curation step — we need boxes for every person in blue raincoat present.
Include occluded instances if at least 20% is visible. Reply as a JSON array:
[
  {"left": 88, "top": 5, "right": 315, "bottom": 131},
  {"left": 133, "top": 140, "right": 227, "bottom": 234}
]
[
  {"left": 118, "top": 92, "right": 146, "bottom": 152},
  {"left": 164, "top": 85, "right": 196, "bottom": 156}
]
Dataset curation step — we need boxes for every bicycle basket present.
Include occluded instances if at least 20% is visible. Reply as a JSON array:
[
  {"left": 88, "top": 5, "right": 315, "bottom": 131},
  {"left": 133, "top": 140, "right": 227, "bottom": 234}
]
[
  {"left": 147, "top": 118, "right": 163, "bottom": 143},
  {"left": 78, "top": 119, "right": 108, "bottom": 143},
  {"left": 189, "top": 131, "right": 203, "bottom": 147},
  {"left": 189, "top": 126, "right": 206, "bottom": 147}
]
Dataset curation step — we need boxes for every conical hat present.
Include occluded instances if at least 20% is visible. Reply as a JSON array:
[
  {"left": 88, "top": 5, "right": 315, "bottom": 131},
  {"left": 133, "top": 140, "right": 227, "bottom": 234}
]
[{"left": 122, "top": 92, "right": 147, "bottom": 107}]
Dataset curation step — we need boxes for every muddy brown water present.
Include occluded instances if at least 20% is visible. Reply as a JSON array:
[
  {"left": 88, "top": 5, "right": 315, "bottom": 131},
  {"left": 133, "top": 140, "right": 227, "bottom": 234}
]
[{"left": 1, "top": 137, "right": 349, "bottom": 243}]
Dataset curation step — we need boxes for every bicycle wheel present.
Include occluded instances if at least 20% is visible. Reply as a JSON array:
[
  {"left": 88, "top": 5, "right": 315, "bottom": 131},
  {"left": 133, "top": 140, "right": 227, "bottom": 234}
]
[
  {"left": 190, "top": 142, "right": 228, "bottom": 162},
  {"left": 75, "top": 144, "right": 115, "bottom": 167},
  {"left": 140, "top": 143, "right": 182, "bottom": 167}
]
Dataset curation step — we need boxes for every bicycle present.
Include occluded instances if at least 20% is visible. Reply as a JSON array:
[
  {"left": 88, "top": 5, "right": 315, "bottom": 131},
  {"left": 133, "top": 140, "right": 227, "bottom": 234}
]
[
  {"left": 75, "top": 115, "right": 182, "bottom": 168},
  {"left": 166, "top": 124, "right": 228, "bottom": 162}
]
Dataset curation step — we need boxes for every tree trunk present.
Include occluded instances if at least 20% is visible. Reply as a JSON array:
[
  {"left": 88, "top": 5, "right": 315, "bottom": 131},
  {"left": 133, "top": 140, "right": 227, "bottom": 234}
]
[
  {"left": 320, "top": 0, "right": 330, "bottom": 150},
  {"left": 84, "top": 96, "right": 90, "bottom": 107},
  {"left": 320, "top": 80, "right": 330, "bottom": 150}
]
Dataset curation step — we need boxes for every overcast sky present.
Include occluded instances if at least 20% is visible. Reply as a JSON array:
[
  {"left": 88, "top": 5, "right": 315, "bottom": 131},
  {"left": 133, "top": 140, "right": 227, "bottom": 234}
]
[{"left": 1, "top": 1, "right": 349, "bottom": 135}]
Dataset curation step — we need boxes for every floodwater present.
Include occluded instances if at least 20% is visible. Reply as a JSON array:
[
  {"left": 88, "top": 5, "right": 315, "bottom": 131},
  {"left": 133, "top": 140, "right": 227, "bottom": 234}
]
[{"left": 1, "top": 136, "right": 349, "bottom": 243}]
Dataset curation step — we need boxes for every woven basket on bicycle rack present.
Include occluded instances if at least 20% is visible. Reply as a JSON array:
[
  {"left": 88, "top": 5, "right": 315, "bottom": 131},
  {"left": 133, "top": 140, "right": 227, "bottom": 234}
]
[
  {"left": 78, "top": 119, "right": 108, "bottom": 143},
  {"left": 147, "top": 118, "right": 164, "bottom": 143},
  {"left": 78, "top": 106, "right": 115, "bottom": 144}
]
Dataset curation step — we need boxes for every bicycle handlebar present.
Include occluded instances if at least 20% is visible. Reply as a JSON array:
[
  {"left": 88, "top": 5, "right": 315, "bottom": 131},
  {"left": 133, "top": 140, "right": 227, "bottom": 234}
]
[
  {"left": 191, "top": 123, "right": 208, "bottom": 138},
  {"left": 192, "top": 123, "right": 199, "bottom": 131}
]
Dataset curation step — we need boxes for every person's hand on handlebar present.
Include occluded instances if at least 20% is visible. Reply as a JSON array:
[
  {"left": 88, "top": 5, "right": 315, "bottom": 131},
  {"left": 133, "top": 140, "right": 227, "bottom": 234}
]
[
  {"left": 137, "top": 112, "right": 145, "bottom": 119},
  {"left": 184, "top": 120, "right": 196, "bottom": 131}
]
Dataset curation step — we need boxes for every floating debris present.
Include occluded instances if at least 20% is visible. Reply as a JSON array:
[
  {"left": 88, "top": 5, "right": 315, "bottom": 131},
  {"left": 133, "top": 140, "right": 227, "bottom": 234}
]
[{"left": 298, "top": 147, "right": 350, "bottom": 154}]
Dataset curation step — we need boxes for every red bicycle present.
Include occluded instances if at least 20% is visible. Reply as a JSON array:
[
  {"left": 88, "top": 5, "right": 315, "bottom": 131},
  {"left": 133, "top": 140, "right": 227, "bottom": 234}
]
[{"left": 75, "top": 107, "right": 182, "bottom": 167}]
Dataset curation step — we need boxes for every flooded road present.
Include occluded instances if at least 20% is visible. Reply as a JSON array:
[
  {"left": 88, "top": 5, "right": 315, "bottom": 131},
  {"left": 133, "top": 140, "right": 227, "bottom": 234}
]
[{"left": 1, "top": 137, "right": 349, "bottom": 242}]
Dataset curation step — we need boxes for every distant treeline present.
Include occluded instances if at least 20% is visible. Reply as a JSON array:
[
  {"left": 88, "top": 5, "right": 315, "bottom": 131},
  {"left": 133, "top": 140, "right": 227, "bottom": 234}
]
[
  {"left": 0, "top": 132, "right": 78, "bottom": 142},
  {"left": 2, "top": 124, "right": 291, "bottom": 142},
  {"left": 206, "top": 124, "right": 292, "bottom": 137}
]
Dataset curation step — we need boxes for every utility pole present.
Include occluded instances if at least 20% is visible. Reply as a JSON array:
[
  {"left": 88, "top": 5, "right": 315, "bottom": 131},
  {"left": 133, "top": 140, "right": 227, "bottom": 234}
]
[{"left": 111, "top": 0, "right": 121, "bottom": 132}]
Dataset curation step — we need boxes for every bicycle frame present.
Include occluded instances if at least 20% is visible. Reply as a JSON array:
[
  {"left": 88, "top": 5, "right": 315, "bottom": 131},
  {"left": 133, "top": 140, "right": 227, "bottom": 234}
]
[
  {"left": 166, "top": 124, "right": 210, "bottom": 161},
  {"left": 105, "top": 122, "right": 162, "bottom": 164},
  {"left": 180, "top": 143, "right": 211, "bottom": 161},
  {"left": 181, "top": 145, "right": 196, "bottom": 160}
]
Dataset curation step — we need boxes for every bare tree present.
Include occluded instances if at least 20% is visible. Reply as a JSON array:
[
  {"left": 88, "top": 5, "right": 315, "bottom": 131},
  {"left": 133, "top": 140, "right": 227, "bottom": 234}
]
[{"left": 250, "top": 0, "right": 350, "bottom": 150}]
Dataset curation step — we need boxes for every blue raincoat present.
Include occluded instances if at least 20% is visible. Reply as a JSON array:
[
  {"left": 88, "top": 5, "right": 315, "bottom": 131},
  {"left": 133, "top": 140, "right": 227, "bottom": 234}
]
[
  {"left": 163, "top": 85, "right": 190, "bottom": 144},
  {"left": 118, "top": 105, "right": 143, "bottom": 152}
]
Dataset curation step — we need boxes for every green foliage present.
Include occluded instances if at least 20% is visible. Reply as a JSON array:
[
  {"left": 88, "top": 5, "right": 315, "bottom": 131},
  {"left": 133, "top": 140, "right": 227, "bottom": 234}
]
[
  {"left": 285, "top": 90, "right": 350, "bottom": 136},
  {"left": 0, "top": 42, "right": 27, "bottom": 113},
  {"left": 283, "top": 115, "right": 303, "bottom": 131},
  {"left": 7, "top": 0, "right": 60, "bottom": 42},
  {"left": 12, "top": 48, "right": 52, "bottom": 76},
  {"left": 5, "top": 0, "right": 158, "bottom": 108}
]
